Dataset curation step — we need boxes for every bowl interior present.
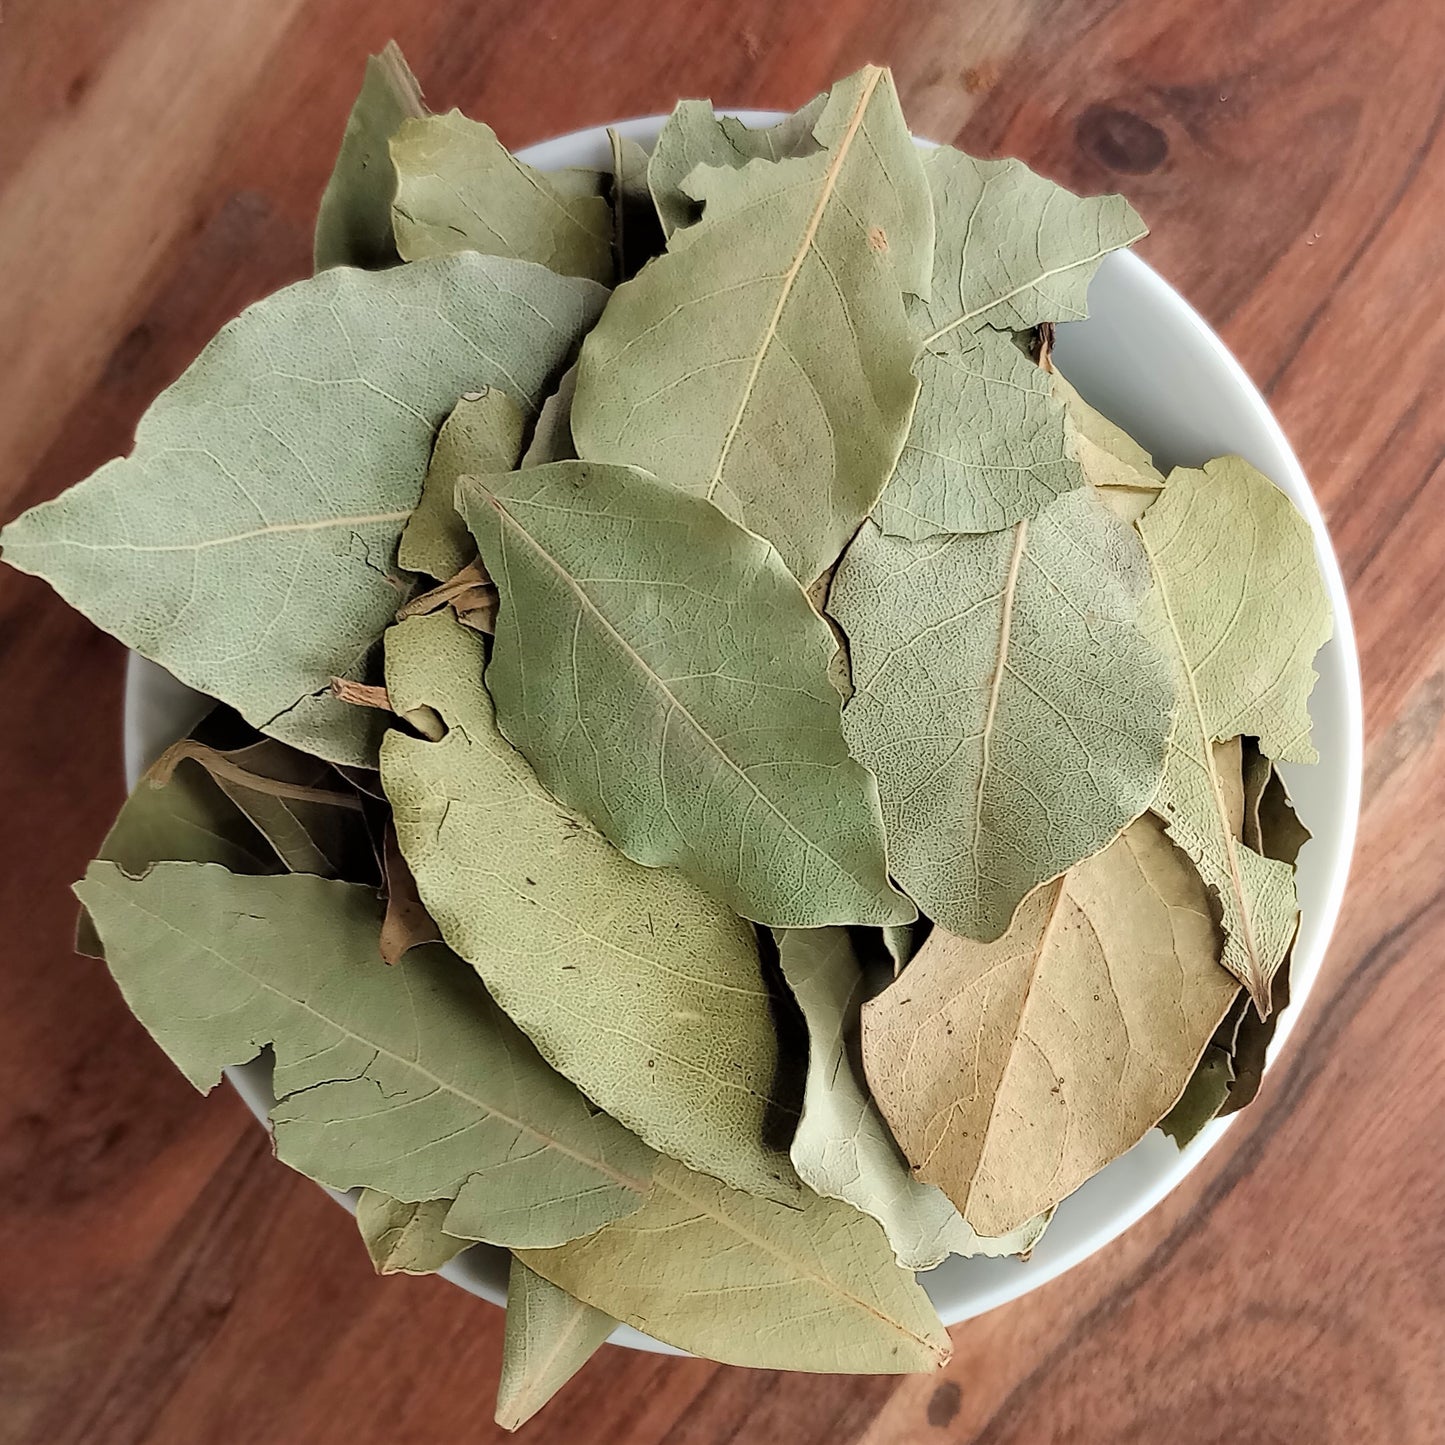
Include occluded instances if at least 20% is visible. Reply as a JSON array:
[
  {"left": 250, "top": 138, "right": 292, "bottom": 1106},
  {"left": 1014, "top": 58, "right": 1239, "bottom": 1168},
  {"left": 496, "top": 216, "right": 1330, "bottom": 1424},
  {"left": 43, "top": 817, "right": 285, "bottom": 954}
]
[{"left": 122, "top": 113, "right": 1362, "bottom": 1352}]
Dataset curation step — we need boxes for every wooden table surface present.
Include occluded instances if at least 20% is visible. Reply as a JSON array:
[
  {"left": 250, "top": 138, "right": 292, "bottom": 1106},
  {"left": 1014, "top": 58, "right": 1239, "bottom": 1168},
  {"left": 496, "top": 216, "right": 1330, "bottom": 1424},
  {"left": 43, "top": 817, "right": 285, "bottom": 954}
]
[{"left": 3, "top": 1, "right": 1443, "bottom": 1441}]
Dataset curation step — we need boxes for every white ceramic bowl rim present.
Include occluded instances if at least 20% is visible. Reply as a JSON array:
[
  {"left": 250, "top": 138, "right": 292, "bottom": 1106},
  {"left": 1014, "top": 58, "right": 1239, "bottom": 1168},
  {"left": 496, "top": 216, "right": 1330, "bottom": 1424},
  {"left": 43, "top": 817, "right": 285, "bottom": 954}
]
[{"left": 122, "top": 113, "right": 1363, "bottom": 1355}]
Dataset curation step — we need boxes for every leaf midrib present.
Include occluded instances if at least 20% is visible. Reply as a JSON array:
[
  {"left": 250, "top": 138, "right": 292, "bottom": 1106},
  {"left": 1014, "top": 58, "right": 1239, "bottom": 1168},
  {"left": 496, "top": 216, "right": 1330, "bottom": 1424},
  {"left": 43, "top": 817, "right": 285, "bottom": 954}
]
[
  {"left": 154, "top": 740, "right": 364, "bottom": 812},
  {"left": 970, "top": 520, "right": 1029, "bottom": 887},
  {"left": 32, "top": 509, "right": 413, "bottom": 555}
]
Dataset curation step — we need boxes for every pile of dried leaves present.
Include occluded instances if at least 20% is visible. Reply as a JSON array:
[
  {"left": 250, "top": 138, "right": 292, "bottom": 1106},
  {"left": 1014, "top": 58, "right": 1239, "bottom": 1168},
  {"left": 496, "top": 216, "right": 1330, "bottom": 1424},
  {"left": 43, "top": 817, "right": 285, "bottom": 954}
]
[{"left": 0, "top": 47, "right": 1333, "bottom": 1429}]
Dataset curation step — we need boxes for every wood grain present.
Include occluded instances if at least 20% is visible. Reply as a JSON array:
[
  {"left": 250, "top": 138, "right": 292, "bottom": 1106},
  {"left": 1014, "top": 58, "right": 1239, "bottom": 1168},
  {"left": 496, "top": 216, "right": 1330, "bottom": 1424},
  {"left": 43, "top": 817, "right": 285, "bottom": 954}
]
[{"left": 2, "top": 0, "right": 1442, "bottom": 1440}]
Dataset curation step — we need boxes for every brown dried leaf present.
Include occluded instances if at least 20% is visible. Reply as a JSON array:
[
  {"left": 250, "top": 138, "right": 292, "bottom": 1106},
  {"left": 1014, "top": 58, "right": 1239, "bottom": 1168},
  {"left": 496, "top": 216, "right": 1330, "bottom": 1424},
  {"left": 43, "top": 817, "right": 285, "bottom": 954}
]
[{"left": 863, "top": 814, "right": 1239, "bottom": 1235}]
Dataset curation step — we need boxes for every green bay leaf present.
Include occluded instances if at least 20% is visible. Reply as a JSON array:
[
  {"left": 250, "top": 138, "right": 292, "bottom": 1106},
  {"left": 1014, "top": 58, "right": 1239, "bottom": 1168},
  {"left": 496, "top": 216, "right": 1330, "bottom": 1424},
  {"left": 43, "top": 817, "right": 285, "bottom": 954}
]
[
  {"left": 832, "top": 489, "right": 1173, "bottom": 941},
  {"left": 518, "top": 1155, "right": 950, "bottom": 1373},
  {"left": 90, "top": 747, "right": 276, "bottom": 884},
  {"left": 862, "top": 814, "right": 1239, "bottom": 1235},
  {"left": 573, "top": 66, "right": 929, "bottom": 583},
  {"left": 496, "top": 1259, "right": 616, "bottom": 1431},
  {"left": 459, "top": 462, "right": 913, "bottom": 930},
  {"left": 150, "top": 736, "right": 376, "bottom": 883},
  {"left": 391, "top": 110, "right": 613, "bottom": 282},
  {"left": 777, "top": 927, "right": 1048, "bottom": 1269},
  {"left": 872, "top": 152, "right": 1140, "bottom": 540},
  {"left": 399, "top": 387, "right": 525, "bottom": 582},
  {"left": 313, "top": 42, "right": 427, "bottom": 272},
  {"left": 0, "top": 255, "right": 606, "bottom": 766},
  {"left": 1138, "top": 457, "right": 1331, "bottom": 1011},
  {"left": 355, "top": 1190, "right": 469, "bottom": 1276},
  {"left": 519, "top": 363, "right": 579, "bottom": 468},
  {"left": 77, "top": 863, "right": 656, "bottom": 1247},
  {"left": 381, "top": 612, "right": 799, "bottom": 1201},
  {"left": 881, "top": 920, "right": 924, "bottom": 975},
  {"left": 876, "top": 325, "right": 1084, "bottom": 538},
  {"left": 646, "top": 94, "right": 824, "bottom": 238},
  {"left": 75, "top": 736, "right": 279, "bottom": 958},
  {"left": 1158, "top": 1045, "right": 1234, "bottom": 1147},
  {"left": 1052, "top": 371, "right": 1164, "bottom": 493},
  {"left": 918, "top": 147, "right": 1145, "bottom": 339}
]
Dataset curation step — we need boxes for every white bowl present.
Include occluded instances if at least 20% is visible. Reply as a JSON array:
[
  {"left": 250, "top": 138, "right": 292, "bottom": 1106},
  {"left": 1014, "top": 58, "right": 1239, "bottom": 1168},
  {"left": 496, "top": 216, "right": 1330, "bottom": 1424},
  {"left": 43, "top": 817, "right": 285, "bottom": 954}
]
[{"left": 123, "top": 114, "right": 1363, "bottom": 1353}]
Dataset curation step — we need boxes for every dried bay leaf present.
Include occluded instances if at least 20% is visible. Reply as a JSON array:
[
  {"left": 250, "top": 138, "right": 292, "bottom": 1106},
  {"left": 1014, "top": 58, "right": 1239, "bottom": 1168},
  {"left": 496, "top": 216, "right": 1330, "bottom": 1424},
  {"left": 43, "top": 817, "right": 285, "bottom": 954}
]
[
  {"left": 496, "top": 1259, "right": 617, "bottom": 1432},
  {"left": 803, "top": 66, "right": 934, "bottom": 300},
  {"left": 520, "top": 363, "right": 579, "bottom": 468},
  {"left": 573, "top": 66, "right": 930, "bottom": 583},
  {"left": 518, "top": 1155, "right": 950, "bottom": 1373},
  {"left": 777, "top": 927, "right": 1049, "bottom": 1269},
  {"left": 1158, "top": 1045, "right": 1234, "bottom": 1147},
  {"left": 396, "top": 381, "right": 570, "bottom": 639},
  {"left": 608, "top": 129, "right": 664, "bottom": 280},
  {"left": 875, "top": 325, "right": 1085, "bottom": 538},
  {"left": 1243, "top": 738, "right": 1311, "bottom": 866},
  {"left": 1138, "top": 457, "right": 1332, "bottom": 1012},
  {"left": 862, "top": 814, "right": 1240, "bottom": 1235},
  {"left": 1051, "top": 370, "right": 1164, "bottom": 512},
  {"left": 336, "top": 763, "right": 386, "bottom": 799},
  {"left": 314, "top": 42, "right": 427, "bottom": 272},
  {"left": 832, "top": 489, "right": 1173, "bottom": 942},
  {"left": 1219, "top": 967, "right": 1293, "bottom": 1116},
  {"left": 460, "top": 462, "right": 913, "bottom": 930},
  {"left": 399, "top": 388, "right": 525, "bottom": 582},
  {"left": 1241, "top": 742, "right": 1274, "bottom": 852},
  {"left": 151, "top": 737, "right": 376, "bottom": 884},
  {"left": 0, "top": 255, "right": 607, "bottom": 767},
  {"left": 1210, "top": 738, "right": 1309, "bottom": 1116},
  {"left": 881, "top": 920, "right": 925, "bottom": 975},
  {"left": 453, "top": 597, "right": 497, "bottom": 635},
  {"left": 355, "top": 1190, "right": 469, "bottom": 1275},
  {"left": 548, "top": 167, "right": 610, "bottom": 200},
  {"left": 75, "top": 741, "right": 279, "bottom": 957},
  {"left": 871, "top": 152, "right": 1141, "bottom": 541},
  {"left": 391, "top": 111, "right": 613, "bottom": 282},
  {"left": 1088, "top": 477, "right": 1159, "bottom": 528},
  {"left": 381, "top": 612, "right": 800, "bottom": 1200},
  {"left": 91, "top": 748, "right": 276, "bottom": 883},
  {"left": 1140, "top": 462, "right": 1331, "bottom": 763},
  {"left": 645, "top": 94, "right": 824, "bottom": 238},
  {"left": 917, "top": 147, "right": 1146, "bottom": 339},
  {"left": 79, "top": 708, "right": 364, "bottom": 953},
  {"left": 77, "top": 864, "right": 657, "bottom": 1247}
]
